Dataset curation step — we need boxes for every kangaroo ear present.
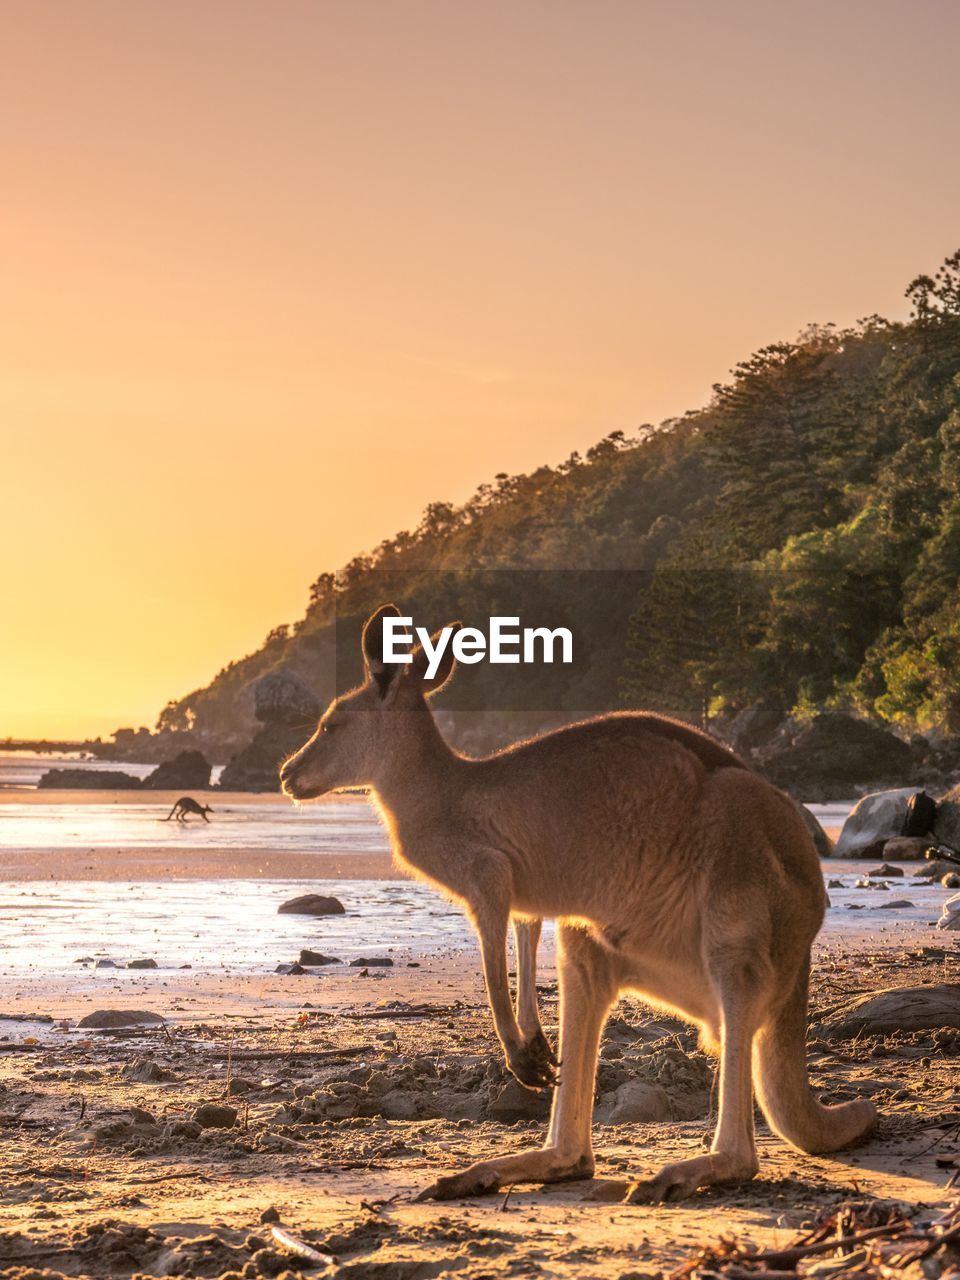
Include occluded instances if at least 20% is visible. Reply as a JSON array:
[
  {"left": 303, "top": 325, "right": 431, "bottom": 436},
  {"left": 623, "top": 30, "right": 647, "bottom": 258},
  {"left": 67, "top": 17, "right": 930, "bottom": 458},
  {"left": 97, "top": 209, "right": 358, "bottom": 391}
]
[
  {"left": 413, "top": 622, "right": 462, "bottom": 697},
  {"left": 362, "top": 603, "right": 403, "bottom": 698}
]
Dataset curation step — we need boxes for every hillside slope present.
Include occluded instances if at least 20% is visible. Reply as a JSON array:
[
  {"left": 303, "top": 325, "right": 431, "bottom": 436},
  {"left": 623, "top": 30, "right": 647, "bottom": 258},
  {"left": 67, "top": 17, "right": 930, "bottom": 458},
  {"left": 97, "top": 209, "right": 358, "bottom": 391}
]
[{"left": 149, "top": 251, "right": 960, "bottom": 756}]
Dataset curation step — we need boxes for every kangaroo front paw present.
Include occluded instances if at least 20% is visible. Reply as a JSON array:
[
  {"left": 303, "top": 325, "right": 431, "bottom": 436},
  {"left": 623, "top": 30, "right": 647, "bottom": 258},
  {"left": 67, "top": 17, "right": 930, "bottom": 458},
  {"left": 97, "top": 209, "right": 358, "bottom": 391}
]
[
  {"left": 415, "top": 1164, "right": 502, "bottom": 1202},
  {"left": 506, "top": 1030, "right": 559, "bottom": 1091}
]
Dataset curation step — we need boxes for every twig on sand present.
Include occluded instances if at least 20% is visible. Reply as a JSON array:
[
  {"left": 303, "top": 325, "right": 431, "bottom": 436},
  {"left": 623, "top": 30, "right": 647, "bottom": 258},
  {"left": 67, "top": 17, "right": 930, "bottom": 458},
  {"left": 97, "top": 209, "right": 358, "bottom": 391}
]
[
  {"left": 270, "top": 1225, "right": 336, "bottom": 1269},
  {"left": 670, "top": 1200, "right": 960, "bottom": 1280}
]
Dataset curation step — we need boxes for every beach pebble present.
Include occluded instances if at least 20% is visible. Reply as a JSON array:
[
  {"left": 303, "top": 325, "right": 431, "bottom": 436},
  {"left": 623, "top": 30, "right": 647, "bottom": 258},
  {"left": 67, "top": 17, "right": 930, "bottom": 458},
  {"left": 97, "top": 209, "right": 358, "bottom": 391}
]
[
  {"left": 193, "top": 1102, "right": 238, "bottom": 1129},
  {"left": 129, "top": 1106, "right": 156, "bottom": 1126},
  {"left": 277, "top": 894, "right": 345, "bottom": 916},
  {"left": 298, "top": 950, "right": 342, "bottom": 966},
  {"left": 275, "top": 963, "right": 306, "bottom": 975},
  {"left": 95, "top": 959, "right": 118, "bottom": 968},
  {"left": 867, "top": 864, "right": 905, "bottom": 878},
  {"left": 126, "top": 958, "right": 158, "bottom": 969},
  {"left": 943, "top": 873, "right": 960, "bottom": 888},
  {"left": 260, "top": 1207, "right": 281, "bottom": 1225},
  {"left": 349, "top": 957, "right": 394, "bottom": 967},
  {"left": 878, "top": 899, "right": 915, "bottom": 909},
  {"left": 227, "top": 1077, "right": 255, "bottom": 1096}
]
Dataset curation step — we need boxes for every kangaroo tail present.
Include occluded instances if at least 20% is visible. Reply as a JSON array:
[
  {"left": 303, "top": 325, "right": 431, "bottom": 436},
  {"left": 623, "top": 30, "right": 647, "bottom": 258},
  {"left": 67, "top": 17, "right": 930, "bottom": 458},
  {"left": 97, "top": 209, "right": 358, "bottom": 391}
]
[
  {"left": 161, "top": 804, "right": 178, "bottom": 822},
  {"left": 754, "top": 956, "right": 876, "bottom": 1153}
]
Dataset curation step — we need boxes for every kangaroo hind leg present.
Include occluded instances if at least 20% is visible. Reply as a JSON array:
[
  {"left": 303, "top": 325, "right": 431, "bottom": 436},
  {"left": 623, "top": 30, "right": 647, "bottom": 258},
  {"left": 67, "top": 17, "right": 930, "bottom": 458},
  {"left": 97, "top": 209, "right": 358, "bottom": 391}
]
[
  {"left": 627, "top": 946, "right": 766, "bottom": 1203},
  {"left": 417, "top": 924, "right": 619, "bottom": 1200}
]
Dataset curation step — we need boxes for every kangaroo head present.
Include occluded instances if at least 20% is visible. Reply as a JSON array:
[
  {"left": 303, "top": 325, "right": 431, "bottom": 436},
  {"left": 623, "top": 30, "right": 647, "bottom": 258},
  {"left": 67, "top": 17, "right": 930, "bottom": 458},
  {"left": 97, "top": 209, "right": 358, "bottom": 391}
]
[{"left": 280, "top": 603, "right": 460, "bottom": 801}]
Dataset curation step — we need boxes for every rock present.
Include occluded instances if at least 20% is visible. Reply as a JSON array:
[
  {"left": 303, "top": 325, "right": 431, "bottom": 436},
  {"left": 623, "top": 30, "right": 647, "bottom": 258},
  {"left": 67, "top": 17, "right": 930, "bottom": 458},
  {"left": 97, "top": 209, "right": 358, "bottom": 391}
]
[
  {"left": 915, "top": 859, "right": 957, "bottom": 879},
  {"left": 881, "top": 837, "right": 930, "bottom": 861},
  {"left": 260, "top": 1208, "right": 281, "bottom": 1226},
  {"left": 349, "top": 957, "right": 394, "bottom": 967},
  {"left": 219, "top": 724, "right": 314, "bottom": 792},
  {"left": 254, "top": 670, "right": 321, "bottom": 727},
  {"left": 605, "top": 1079, "right": 672, "bottom": 1124},
  {"left": 877, "top": 899, "right": 914, "bottom": 909},
  {"left": 77, "top": 1009, "right": 165, "bottom": 1029},
  {"left": 126, "top": 958, "right": 158, "bottom": 969},
  {"left": 818, "top": 984, "right": 960, "bottom": 1037},
  {"left": 935, "top": 783, "right": 960, "bottom": 849},
  {"left": 761, "top": 716, "right": 914, "bottom": 803},
  {"left": 218, "top": 670, "right": 322, "bottom": 792},
  {"left": 227, "top": 1077, "right": 255, "bottom": 1096},
  {"left": 834, "top": 789, "right": 918, "bottom": 858},
  {"left": 193, "top": 1102, "right": 237, "bottom": 1129},
  {"left": 866, "top": 863, "right": 905, "bottom": 878},
  {"left": 945, "top": 874, "right": 960, "bottom": 888},
  {"left": 298, "top": 950, "right": 342, "bottom": 965},
  {"left": 275, "top": 963, "right": 306, "bottom": 975},
  {"left": 122, "top": 1058, "right": 176, "bottom": 1082},
  {"left": 723, "top": 700, "right": 783, "bottom": 756},
  {"left": 129, "top": 1106, "right": 156, "bottom": 1126},
  {"left": 95, "top": 959, "right": 118, "bottom": 968},
  {"left": 277, "top": 894, "right": 345, "bottom": 916},
  {"left": 827, "top": 879, "right": 845, "bottom": 888},
  {"left": 799, "top": 804, "right": 833, "bottom": 857},
  {"left": 141, "top": 750, "right": 212, "bottom": 791},
  {"left": 37, "top": 768, "right": 142, "bottom": 790}
]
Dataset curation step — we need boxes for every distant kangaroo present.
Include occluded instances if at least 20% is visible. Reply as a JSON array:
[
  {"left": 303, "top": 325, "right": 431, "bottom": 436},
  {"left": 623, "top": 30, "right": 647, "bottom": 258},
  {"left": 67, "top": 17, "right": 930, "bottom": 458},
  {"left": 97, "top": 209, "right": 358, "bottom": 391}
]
[
  {"left": 280, "top": 604, "right": 876, "bottom": 1203},
  {"left": 161, "top": 797, "right": 213, "bottom": 823}
]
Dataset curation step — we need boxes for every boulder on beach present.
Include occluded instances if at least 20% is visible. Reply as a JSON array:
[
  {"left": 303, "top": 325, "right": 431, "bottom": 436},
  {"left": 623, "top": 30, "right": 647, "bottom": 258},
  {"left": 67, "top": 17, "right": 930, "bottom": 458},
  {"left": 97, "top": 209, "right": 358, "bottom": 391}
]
[
  {"left": 881, "top": 836, "right": 930, "bottom": 861},
  {"left": 935, "top": 782, "right": 960, "bottom": 849},
  {"left": 141, "top": 750, "right": 212, "bottom": 791},
  {"left": 37, "top": 768, "right": 142, "bottom": 790},
  {"left": 761, "top": 714, "right": 914, "bottom": 802},
  {"left": 218, "top": 669, "right": 320, "bottom": 791},
  {"left": 277, "top": 894, "right": 345, "bottom": 916},
  {"left": 76, "top": 1009, "right": 165, "bottom": 1029},
  {"left": 350, "top": 956, "right": 394, "bottom": 967},
  {"left": 834, "top": 788, "right": 917, "bottom": 858},
  {"left": 817, "top": 984, "right": 960, "bottom": 1038}
]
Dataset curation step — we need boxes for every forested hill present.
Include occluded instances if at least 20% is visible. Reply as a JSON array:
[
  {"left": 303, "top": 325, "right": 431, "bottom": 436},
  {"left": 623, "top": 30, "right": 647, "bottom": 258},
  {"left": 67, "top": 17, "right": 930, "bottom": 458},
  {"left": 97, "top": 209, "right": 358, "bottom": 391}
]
[{"left": 148, "top": 251, "right": 960, "bottom": 754}]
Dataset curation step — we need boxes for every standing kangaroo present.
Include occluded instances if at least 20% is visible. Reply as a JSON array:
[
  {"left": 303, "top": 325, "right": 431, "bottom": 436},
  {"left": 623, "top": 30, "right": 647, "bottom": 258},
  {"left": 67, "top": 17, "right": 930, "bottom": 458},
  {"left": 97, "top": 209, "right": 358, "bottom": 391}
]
[{"left": 280, "top": 604, "right": 876, "bottom": 1202}]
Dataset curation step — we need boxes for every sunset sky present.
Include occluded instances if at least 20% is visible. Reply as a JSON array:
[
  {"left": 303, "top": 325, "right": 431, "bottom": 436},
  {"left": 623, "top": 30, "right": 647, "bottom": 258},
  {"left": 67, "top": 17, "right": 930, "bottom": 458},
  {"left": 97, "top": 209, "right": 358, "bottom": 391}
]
[{"left": 3, "top": 0, "right": 960, "bottom": 738}]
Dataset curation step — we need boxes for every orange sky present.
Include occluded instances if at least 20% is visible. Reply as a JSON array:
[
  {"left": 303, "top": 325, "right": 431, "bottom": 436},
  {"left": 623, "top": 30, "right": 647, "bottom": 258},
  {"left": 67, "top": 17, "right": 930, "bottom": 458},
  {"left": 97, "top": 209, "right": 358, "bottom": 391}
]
[{"left": 3, "top": 0, "right": 960, "bottom": 739}]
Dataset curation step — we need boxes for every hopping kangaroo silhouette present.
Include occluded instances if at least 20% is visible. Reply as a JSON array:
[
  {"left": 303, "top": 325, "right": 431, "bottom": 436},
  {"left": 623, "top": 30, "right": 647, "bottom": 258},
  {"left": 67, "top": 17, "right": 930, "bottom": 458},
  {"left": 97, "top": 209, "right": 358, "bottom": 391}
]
[
  {"left": 280, "top": 604, "right": 876, "bottom": 1203},
  {"left": 162, "top": 797, "right": 213, "bottom": 823}
]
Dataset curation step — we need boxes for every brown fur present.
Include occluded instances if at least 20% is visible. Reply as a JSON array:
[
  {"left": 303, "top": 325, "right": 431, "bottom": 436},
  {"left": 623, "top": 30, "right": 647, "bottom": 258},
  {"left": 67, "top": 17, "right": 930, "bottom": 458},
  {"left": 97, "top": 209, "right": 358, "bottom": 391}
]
[{"left": 281, "top": 604, "right": 876, "bottom": 1202}]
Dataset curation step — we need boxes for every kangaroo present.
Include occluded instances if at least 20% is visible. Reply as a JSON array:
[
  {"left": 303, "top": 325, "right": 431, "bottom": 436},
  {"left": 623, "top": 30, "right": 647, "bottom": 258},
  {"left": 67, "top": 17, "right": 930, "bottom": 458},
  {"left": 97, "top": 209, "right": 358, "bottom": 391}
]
[
  {"left": 161, "top": 797, "right": 214, "bottom": 823},
  {"left": 280, "top": 604, "right": 876, "bottom": 1202}
]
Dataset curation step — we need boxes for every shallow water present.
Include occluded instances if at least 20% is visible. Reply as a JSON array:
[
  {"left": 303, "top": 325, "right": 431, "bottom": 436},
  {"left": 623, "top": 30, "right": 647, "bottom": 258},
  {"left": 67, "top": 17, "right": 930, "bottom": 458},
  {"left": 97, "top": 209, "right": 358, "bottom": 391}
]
[
  {"left": 0, "top": 794, "right": 388, "bottom": 854},
  {"left": 0, "top": 790, "right": 949, "bottom": 976},
  {"left": 0, "top": 877, "right": 480, "bottom": 976}
]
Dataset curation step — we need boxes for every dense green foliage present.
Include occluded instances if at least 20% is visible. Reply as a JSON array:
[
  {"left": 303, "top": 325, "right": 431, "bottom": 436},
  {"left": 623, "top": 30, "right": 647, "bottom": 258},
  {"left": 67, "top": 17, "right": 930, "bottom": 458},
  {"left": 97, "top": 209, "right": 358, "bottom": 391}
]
[{"left": 153, "top": 252, "right": 960, "bottom": 751}]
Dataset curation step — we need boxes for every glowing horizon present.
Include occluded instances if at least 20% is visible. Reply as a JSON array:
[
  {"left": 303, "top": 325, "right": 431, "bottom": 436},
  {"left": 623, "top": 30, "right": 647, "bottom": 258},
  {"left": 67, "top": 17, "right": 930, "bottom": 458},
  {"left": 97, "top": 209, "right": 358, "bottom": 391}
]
[{"left": 3, "top": 0, "right": 960, "bottom": 739}]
